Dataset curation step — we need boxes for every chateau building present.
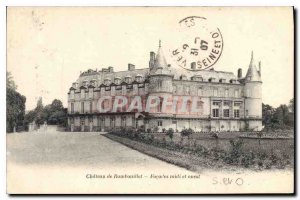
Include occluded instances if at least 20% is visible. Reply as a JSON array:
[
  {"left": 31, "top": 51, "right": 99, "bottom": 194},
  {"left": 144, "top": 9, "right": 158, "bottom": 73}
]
[{"left": 67, "top": 42, "right": 262, "bottom": 132}]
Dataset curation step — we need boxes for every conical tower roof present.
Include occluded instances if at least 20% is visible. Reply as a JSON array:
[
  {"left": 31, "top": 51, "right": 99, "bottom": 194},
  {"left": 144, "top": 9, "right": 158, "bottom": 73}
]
[
  {"left": 151, "top": 40, "right": 172, "bottom": 75},
  {"left": 154, "top": 40, "right": 168, "bottom": 69},
  {"left": 245, "top": 51, "right": 261, "bottom": 82}
]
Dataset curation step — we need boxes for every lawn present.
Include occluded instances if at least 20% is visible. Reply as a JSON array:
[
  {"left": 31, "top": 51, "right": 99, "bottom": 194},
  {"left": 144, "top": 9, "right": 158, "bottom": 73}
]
[{"left": 107, "top": 129, "right": 294, "bottom": 170}]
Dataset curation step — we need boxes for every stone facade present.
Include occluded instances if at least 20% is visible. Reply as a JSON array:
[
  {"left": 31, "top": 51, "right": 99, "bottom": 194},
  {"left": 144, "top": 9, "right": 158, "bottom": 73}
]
[{"left": 67, "top": 42, "right": 262, "bottom": 132}]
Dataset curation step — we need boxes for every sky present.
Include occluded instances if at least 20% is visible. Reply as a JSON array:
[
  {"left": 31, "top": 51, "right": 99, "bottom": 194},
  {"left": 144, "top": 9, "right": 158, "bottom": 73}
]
[{"left": 7, "top": 7, "right": 294, "bottom": 110}]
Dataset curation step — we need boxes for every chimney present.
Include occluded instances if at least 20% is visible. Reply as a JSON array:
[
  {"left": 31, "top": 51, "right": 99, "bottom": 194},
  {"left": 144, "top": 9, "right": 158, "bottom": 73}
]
[
  {"left": 149, "top": 52, "right": 156, "bottom": 69},
  {"left": 258, "top": 61, "right": 261, "bottom": 76},
  {"left": 191, "top": 62, "right": 196, "bottom": 70},
  {"left": 128, "top": 63, "right": 135, "bottom": 71},
  {"left": 238, "top": 68, "right": 242, "bottom": 79},
  {"left": 150, "top": 51, "right": 155, "bottom": 61},
  {"left": 108, "top": 66, "right": 114, "bottom": 73}
]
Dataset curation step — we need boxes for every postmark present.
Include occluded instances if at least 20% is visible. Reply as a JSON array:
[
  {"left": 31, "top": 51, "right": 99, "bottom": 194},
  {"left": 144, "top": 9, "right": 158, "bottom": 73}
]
[{"left": 171, "top": 16, "right": 224, "bottom": 71}]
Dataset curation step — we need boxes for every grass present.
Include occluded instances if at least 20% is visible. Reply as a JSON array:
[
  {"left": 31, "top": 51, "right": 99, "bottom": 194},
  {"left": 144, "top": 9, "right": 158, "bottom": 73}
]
[
  {"left": 105, "top": 129, "right": 294, "bottom": 171},
  {"left": 103, "top": 134, "right": 237, "bottom": 172}
]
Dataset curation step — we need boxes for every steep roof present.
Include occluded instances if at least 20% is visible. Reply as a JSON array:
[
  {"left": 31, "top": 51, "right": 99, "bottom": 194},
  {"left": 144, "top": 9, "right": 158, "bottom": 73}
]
[
  {"left": 150, "top": 40, "right": 173, "bottom": 75},
  {"left": 245, "top": 51, "right": 261, "bottom": 82}
]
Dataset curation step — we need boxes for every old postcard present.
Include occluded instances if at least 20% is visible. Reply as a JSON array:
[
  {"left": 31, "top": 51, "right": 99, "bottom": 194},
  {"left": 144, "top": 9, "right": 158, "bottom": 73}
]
[{"left": 6, "top": 7, "right": 294, "bottom": 194}]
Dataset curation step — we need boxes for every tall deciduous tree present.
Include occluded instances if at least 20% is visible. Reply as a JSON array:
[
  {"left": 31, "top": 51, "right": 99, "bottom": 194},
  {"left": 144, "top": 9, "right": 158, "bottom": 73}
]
[{"left": 6, "top": 72, "right": 26, "bottom": 133}]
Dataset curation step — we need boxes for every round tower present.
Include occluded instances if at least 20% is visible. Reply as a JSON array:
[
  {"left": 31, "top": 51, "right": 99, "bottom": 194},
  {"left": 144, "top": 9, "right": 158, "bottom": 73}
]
[
  {"left": 148, "top": 40, "right": 174, "bottom": 94},
  {"left": 147, "top": 40, "right": 174, "bottom": 132},
  {"left": 244, "top": 51, "right": 262, "bottom": 131}
]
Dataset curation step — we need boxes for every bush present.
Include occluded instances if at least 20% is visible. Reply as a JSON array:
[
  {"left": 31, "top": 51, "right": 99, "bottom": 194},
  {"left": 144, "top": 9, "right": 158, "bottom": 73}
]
[
  {"left": 153, "top": 126, "right": 159, "bottom": 133},
  {"left": 166, "top": 128, "right": 174, "bottom": 140},
  {"left": 181, "top": 128, "right": 194, "bottom": 138},
  {"left": 225, "top": 139, "right": 244, "bottom": 164}
]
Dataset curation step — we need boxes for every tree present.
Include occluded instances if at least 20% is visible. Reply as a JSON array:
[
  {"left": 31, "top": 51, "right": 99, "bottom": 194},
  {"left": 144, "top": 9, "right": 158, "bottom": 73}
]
[
  {"left": 7, "top": 71, "right": 17, "bottom": 91},
  {"left": 7, "top": 88, "right": 26, "bottom": 132},
  {"left": 50, "top": 99, "right": 64, "bottom": 112},
  {"left": 273, "top": 104, "right": 290, "bottom": 127},
  {"left": 6, "top": 72, "right": 26, "bottom": 133},
  {"left": 24, "top": 98, "right": 67, "bottom": 126},
  {"left": 289, "top": 98, "right": 294, "bottom": 113},
  {"left": 262, "top": 103, "right": 274, "bottom": 126}
]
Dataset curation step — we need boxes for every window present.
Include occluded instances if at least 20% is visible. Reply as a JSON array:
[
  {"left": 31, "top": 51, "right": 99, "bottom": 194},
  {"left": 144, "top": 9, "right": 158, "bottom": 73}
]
[
  {"left": 97, "top": 117, "right": 101, "bottom": 127},
  {"left": 234, "top": 109, "right": 240, "bottom": 118},
  {"left": 187, "top": 100, "right": 192, "bottom": 113},
  {"left": 225, "top": 89, "right": 229, "bottom": 97},
  {"left": 121, "top": 117, "right": 126, "bottom": 127},
  {"left": 185, "top": 86, "right": 190, "bottom": 94},
  {"left": 81, "top": 102, "right": 84, "bottom": 113},
  {"left": 212, "top": 109, "right": 219, "bottom": 117},
  {"left": 246, "top": 89, "right": 250, "bottom": 97},
  {"left": 81, "top": 89, "right": 85, "bottom": 99},
  {"left": 197, "top": 101, "right": 202, "bottom": 109},
  {"left": 89, "top": 101, "right": 93, "bottom": 113},
  {"left": 122, "top": 86, "right": 126, "bottom": 95},
  {"left": 110, "top": 117, "right": 115, "bottom": 127},
  {"left": 132, "top": 116, "right": 135, "bottom": 126},
  {"left": 89, "top": 89, "right": 93, "bottom": 98},
  {"left": 157, "top": 98, "right": 163, "bottom": 112},
  {"left": 223, "top": 101, "right": 230, "bottom": 106},
  {"left": 71, "top": 103, "right": 74, "bottom": 114},
  {"left": 70, "top": 91, "right": 74, "bottom": 99},
  {"left": 234, "top": 90, "right": 239, "bottom": 98},
  {"left": 173, "top": 85, "right": 177, "bottom": 93},
  {"left": 197, "top": 87, "right": 202, "bottom": 96},
  {"left": 80, "top": 118, "right": 85, "bottom": 125},
  {"left": 158, "top": 80, "right": 162, "bottom": 89},
  {"left": 234, "top": 102, "right": 241, "bottom": 107},
  {"left": 246, "top": 110, "right": 249, "bottom": 116},
  {"left": 213, "top": 101, "right": 220, "bottom": 106},
  {"left": 214, "top": 89, "right": 218, "bottom": 97},
  {"left": 223, "top": 109, "right": 230, "bottom": 118},
  {"left": 157, "top": 121, "right": 163, "bottom": 126}
]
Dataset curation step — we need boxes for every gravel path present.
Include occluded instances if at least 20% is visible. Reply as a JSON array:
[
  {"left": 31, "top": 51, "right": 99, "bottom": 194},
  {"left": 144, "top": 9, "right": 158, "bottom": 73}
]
[{"left": 7, "top": 132, "right": 294, "bottom": 194}]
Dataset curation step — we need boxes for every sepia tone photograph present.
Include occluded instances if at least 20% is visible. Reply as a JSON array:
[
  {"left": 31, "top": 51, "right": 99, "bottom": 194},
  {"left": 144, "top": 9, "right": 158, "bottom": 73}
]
[{"left": 6, "top": 6, "right": 294, "bottom": 194}]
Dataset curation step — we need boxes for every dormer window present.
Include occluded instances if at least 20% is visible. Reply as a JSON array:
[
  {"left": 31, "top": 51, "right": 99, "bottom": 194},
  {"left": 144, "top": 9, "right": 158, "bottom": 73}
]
[
  {"left": 179, "top": 75, "right": 187, "bottom": 80},
  {"left": 114, "top": 77, "right": 121, "bottom": 85},
  {"left": 209, "top": 78, "right": 216, "bottom": 82},
  {"left": 90, "top": 79, "right": 97, "bottom": 87},
  {"left": 82, "top": 80, "right": 88, "bottom": 87},
  {"left": 72, "top": 82, "right": 78, "bottom": 88},
  {"left": 104, "top": 78, "right": 111, "bottom": 86},
  {"left": 219, "top": 78, "right": 226, "bottom": 83},
  {"left": 135, "top": 74, "right": 143, "bottom": 82},
  {"left": 125, "top": 76, "right": 132, "bottom": 84},
  {"left": 191, "top": 75, "right": 203, "bottom": 81},
  {"left": 230, "top": 79, "right": 237, "bottom": 84}
]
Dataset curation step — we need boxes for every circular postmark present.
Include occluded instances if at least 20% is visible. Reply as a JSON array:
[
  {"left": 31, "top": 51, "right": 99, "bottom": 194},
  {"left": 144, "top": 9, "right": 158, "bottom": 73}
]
[{"left": 170, "top": 16, "right": 223, "bottom": 71}]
